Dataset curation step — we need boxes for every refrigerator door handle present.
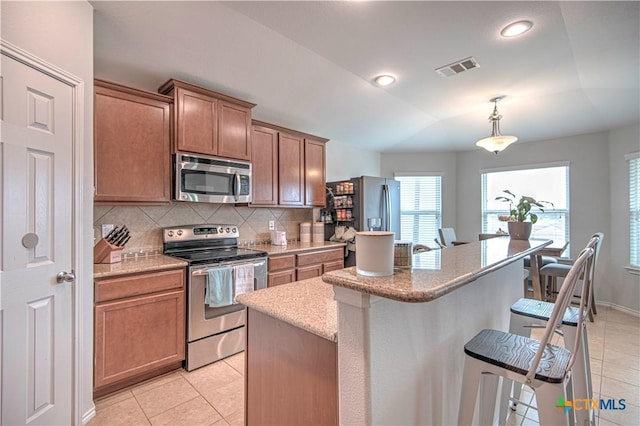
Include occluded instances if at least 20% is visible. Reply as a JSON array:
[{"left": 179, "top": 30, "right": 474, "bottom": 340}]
[
  {"left": 382, "top": 184, "right": 391, "bottom": 232},
  {"left": 386, "top": 184, "right": 392, "bottom": 231}
]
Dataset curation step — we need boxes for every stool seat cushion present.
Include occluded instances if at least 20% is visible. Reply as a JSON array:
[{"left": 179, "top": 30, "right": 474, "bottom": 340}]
[
  {"left": 523, "top": 255, "right": 559, "bottom": 268},
  {"left": 464, "top": 329, "right": 571, "bottom": 383},
  {"left": 510, "top": 298, "right": 581, "bottom": 326},
  {"left": 540, "top": 263, "right": 571, "bottom": 278}
]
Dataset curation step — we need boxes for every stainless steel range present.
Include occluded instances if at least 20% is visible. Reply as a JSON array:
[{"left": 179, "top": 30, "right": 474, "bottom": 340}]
[{"left": 163, "top": 224, "right": 267, "bottom": 371}]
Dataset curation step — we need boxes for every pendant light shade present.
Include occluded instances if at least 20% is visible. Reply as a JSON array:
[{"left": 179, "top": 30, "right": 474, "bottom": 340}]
[{"left": 475, "top": 97, "right": 518, "bottom": 154}]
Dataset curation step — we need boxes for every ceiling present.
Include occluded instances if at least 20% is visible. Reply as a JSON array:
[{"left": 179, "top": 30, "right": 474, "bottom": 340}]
[{"left": 92, "top": 1, "right": 639, "bottom": 153}]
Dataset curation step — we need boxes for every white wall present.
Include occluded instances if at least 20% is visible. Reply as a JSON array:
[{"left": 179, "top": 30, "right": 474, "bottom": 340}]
[
  {"left": 1, "top": 0, "right": 95, "bottom": 422},
  {"left": 380, "top": 151, "right": 457, "bottom": 229},
  {"left": 326, "top": 140, "right": 380, "bottom": 181},
  {"left": 607, "top": 123, "right": 640, "bottom": 312}
]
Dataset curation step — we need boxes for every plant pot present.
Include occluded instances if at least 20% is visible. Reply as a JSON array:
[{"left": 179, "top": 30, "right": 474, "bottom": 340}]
[{"left": 507, "top": 221, "right": 532, "bottom": 240}]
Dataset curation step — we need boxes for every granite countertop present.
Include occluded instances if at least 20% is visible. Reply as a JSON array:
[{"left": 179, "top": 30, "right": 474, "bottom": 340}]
[
  {"left": 258, "top": 241, "right": 346, "bottom": 256},
  {"left": 322, "top": 237, "right": 552, "bottom": 303},
  {"left": 94, "top": 255, "right": 188, "bottom": 279},
  {"left": 236, "top": 277, "right": 337, "bottom": 342}
]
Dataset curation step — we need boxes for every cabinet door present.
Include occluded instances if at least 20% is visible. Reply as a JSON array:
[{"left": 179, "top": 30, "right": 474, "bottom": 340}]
[
  {"left": 94, "top": 85, "right": 171, "bottom": 202},
  {"left": 94, "top": 289, "right": 185, "bottom": 390},
  {"left": 278, "top": 133, "right": 304, "bottom": 206},
  {"left": 176, "top": 88, "right": 217, "bottom": 155},
  {"left": 218, "top": 101, "right": 252, "bottom": 160},
  {"left": 304, "top": 139, "right": 326, "bottom": 207},
  {"left": 251, "top": 125, "right": 279, "bottom": 205}
]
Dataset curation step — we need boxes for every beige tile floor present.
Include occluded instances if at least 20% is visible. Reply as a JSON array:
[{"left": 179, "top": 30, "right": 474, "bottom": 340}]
[{"left": 89, "top": 306, "right": 639, "bottom": 426}]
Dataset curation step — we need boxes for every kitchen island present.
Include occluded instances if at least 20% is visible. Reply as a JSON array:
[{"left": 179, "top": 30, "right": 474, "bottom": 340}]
[
  {"left": 236, "top": 277, "right": 338, "bottom": 425},
  {"left": 239, "top": 237, "right": 551, "bottom": 425}
]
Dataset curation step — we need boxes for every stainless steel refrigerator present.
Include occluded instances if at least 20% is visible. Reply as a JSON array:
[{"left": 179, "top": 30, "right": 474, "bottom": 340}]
[{"left": 326, "top": 176, "right": 400, "bottom": 266}]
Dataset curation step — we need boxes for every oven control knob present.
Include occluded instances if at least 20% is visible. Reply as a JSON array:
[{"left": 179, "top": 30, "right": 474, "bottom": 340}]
[
  {"left": 167, "top": 231, "right": 174, "bottom": 237},
  {"left": 232, "top": 227, "right": 237, "bottom": 233},
  {"left": 218, "top": 227, "right": 224, "bottom": 233},
  {"left": 226, "top": 227, "right": 231, "bottom": 233},
  {"left": 176, "top": 230, "right": 183, "bottom": 236}
]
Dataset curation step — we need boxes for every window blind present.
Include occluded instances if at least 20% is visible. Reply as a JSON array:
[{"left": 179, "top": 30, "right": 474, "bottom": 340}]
[
  {"left": 630, "top": 156, "right": 640, "bottom": 267},
  {"left": 396, "top": 175, "right": 442, "bottom": 268}
]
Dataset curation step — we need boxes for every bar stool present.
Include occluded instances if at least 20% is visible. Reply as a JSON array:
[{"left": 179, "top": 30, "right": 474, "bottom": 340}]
[
  {"left": 523, "top": 255, "right": 558, "bottom": 299},
  {"left": 540, "top": 232, "right": 603, "bottom": 320},
  {"left": 458, "top": 247, "right": 593, "bottom": 426},
  {"left": 498, "top": 235, "right": 600, "bottom": 426}
]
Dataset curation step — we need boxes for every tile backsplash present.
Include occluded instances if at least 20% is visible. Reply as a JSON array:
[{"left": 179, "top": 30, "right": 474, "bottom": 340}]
[{"left": 94, "top": 203, "right": 316, "bottom": 253}]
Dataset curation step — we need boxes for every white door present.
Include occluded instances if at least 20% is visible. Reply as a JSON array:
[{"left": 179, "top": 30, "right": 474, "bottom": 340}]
[{"left": 1, "top": 53, "right": 74, "bottom": 425}]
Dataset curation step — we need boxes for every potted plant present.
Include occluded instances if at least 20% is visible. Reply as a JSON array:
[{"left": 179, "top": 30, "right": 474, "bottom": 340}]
[{"left": 495, "top": 190, "right": 554, "bottom": 240}]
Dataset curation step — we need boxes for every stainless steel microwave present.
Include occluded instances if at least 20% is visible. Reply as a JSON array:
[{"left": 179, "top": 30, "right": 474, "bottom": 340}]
[{"left": 174, "top": 152, "right": 251, "bottom": 203}]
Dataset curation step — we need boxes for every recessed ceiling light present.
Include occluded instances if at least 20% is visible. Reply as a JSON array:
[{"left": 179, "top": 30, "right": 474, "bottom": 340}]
[
  {"left": 374, "top": 74, "right": 396, "bottom": 87},
  {"left": 500, "top": 20, "right": 533, "bottom": 38}
]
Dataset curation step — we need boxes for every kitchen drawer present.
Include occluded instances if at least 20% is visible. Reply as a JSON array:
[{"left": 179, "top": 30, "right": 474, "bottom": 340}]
[
  {"left": 268, "top": 269, "right": 296, "bottom": 287},
  {"left": 95, "top": 268, "right": 185, "bottom": 303},
  {"left": 297, "top": 248, "right": 343, "bottom": 267},
  {"left": 297, "top": 264, "right": 323, "bottom": 281},
  {"left": 323, "top": 260, "right": 344, "bottom": 273},
  {"left": 268, "top": 254, "right": 296, "bottom": 272}
]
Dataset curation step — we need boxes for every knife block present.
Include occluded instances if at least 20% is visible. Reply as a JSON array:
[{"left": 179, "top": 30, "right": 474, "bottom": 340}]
[{"left": 94, "top": 238, "right": 123, "bottom": 264}]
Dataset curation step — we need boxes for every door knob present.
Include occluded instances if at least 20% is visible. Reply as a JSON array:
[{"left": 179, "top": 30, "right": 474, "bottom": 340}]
[{"left": 56, "top": 271, "right": 76, "bottom": 284}]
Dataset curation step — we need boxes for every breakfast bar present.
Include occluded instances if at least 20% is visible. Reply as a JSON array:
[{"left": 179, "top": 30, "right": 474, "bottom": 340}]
[{"left": 239, "top": 237, "right": 552, "bottom": 425}]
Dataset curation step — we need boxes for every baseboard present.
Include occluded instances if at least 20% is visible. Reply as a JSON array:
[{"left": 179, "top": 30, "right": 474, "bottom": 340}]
[
  {"left": 82, "top": 407, "right": 96, "bottom": 425},
  {"left": 596, "top": 301, "right": 640, "bottom": 318}
]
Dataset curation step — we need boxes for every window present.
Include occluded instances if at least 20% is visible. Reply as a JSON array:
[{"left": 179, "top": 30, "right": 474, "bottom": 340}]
[
  {"left": 629, "top": 154, "right": 640, "bottom": 268},
  {"left": 396, "top": 174, "right": 441, "bottom": 268},
  {"left": 481, "top": 165, "right": 569, "bottom": 246}
]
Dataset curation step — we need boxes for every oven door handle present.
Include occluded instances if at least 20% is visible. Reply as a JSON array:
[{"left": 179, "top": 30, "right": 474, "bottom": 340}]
[{"left": 191, "top": 260, "right": 266, "bottom": 275}]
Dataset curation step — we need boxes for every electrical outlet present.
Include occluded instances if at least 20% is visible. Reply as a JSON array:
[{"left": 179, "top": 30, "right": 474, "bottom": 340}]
[
  {"left": 101, "top": 224, "right": 115, "bottom": 237},
  {"left": 268, "top": 220, "right": 275, "bottom": 230}
]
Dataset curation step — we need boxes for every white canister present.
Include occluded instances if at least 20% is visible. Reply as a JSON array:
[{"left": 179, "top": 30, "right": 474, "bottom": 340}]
[
  {"left": 300, "top": 222, "right": 311, "bottom": 242},
  {"left": 271, "top": 230, "right": 287, "bottom": 246},
  {"left": 312, "top": 222, "right": 324, "bottom": 242},
  {"left": 355, "top": 231, "right": 395, "bottom": 276}
]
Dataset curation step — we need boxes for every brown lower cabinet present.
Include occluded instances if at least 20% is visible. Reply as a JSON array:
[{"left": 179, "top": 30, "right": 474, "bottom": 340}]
[
  {"left": 245, "top": 308, "right": 338, "bottom": 425},
  {"left": 267, "top": 247, "right": 344, "bottom": 287},
  {"left": 94, "top": 268, "right": 186, "bottom": 397}
]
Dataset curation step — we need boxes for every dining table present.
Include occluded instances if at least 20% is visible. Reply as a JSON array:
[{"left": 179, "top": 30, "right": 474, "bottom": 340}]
[{"left": 528, "top": 239, "right": 570, "bottom": 300}]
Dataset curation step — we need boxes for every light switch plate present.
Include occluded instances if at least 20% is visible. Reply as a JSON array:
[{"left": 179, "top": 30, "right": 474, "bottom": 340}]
[
  {"left": 101, "top": 224, "right": 115, "bottom": 237},
  {"left": 268, "top": 220, "right": 275, "bottom": 230}
]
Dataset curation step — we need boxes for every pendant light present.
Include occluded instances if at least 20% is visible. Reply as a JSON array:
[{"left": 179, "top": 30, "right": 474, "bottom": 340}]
[{"left": 475, "top": 96, "right": 518, "bottom": 154}]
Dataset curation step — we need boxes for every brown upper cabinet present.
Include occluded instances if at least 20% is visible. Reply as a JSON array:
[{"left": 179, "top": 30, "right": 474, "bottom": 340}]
[
  {"left": 279, "top": 132, "right": 305, "bottom": 206},
  {"left": 251, "top": 125, "right": 279, "bottom": 205},
  {"left": 158, "top": 79, "right": 255, "bottom": 161},
  {"left": 94, "top": 79, "right": 172, "bottom": 203},
  {"left": 251, "top": 120, "right": 327, "bottom": 208},
  {"left": 304, "top": 139, "right": 327, "bottom": 207}
]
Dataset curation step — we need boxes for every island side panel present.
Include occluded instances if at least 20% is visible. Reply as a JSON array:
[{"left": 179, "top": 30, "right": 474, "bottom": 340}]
[
  {"left": 245, "top": 308, "right": 338, "bottom": 425},
  {"left": 334, "top": 261, "right": 523, "bottom": 425}
]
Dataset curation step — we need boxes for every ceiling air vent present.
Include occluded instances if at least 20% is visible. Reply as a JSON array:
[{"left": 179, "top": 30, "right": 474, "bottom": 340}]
[{"left": 435, "top": 57, "right": 480, "bottom": 77}]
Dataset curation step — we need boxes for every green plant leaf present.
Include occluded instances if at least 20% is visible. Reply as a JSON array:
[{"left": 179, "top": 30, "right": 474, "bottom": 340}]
[{"left": 530, "top": 213, "right": 538, "bottom": 224}]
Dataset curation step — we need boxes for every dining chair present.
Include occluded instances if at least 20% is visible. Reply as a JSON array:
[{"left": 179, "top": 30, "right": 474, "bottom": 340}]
[
  {"left": 438, "top": 228, "right": 469, "bottom": 247},
  {"left": 438, "top": 228, "right": 457, "bottom": 247},
  {"left": 458, "top": 246, "right": 593, "bottom": 426},
  {"left": 540, "top": 232, "right": 603, "bottom": 320}
]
